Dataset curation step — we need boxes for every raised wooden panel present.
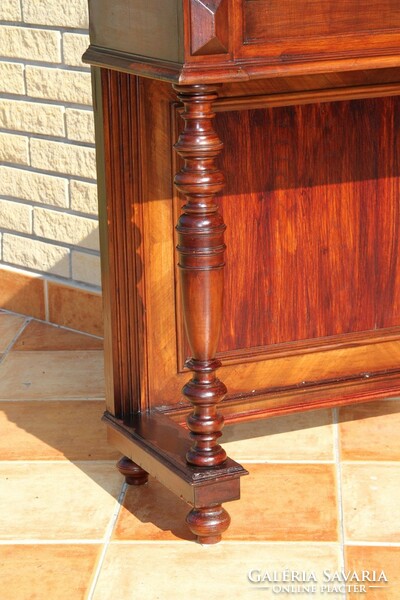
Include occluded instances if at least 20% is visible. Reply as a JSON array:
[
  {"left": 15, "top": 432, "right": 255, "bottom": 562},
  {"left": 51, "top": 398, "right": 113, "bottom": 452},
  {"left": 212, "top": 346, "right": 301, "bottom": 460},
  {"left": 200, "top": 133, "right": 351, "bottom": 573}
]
[
  {"left": 190, "top": 0, "right": 229, "bottom": 55},
  {"left": 244, "top": 0, "right": 400, "bottom": 43},
  {"left": 214, "top": 98, "right": 400, "bottom": 353}
]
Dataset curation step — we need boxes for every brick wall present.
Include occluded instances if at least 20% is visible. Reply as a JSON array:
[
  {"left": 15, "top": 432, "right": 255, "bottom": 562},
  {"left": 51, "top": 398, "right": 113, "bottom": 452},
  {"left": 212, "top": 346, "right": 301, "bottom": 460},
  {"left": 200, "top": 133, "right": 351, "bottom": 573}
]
[{"left": 0, "top": 0, "right": 101, "bottom": 297}]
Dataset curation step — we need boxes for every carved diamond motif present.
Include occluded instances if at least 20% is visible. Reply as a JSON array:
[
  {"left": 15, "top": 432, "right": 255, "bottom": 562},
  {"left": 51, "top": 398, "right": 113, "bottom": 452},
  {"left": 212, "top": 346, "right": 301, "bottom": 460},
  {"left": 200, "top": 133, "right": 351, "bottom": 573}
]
[{"left": 190, "top": 0, "right": 229, "bottom": 56}]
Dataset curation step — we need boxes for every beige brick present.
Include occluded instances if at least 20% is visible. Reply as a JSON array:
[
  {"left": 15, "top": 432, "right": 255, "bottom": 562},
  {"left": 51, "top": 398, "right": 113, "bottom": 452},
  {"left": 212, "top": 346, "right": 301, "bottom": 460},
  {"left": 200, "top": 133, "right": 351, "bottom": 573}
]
[
  {"left": 0, "top": 133, "right": 29, "bottom": 165},
  {"left": 0, "top": 0, "right": 22, "bottom": 21},
  {"left": 66, "top": 108, "right": 95, "bottom": 143},
  {"left": 71, "top": 251, "right": 101, "bottom": 287},
  {"left": 34, "top": 207, "right": 99, "bottom": 251},
  {"left": 26, "top": 66, "right": 92, "bottom": 105},
  {"left": 3, "top": 233, "right": 70, "bottom": 277},
  {"left": 0, "top": 99, "right": 65, "bottom": 136},
  {"left": 70, "top": 180, "right": 98, "bottom": 215},
  {"left": 23, "top": 0, "right": 89, "bottom": 28},
  {"left": 0, "top": 199, "right": 32, "bottom": 234},
  {"left": 0, "top": 62, "right": 25, "bottom": 94},
  {"left": 30, "top": 139, "right": 96, "bottom": 179},
  {"left": 63, "top": 33, "right": 90, "bottom": 67},
  {"left": 0, "top": 26, "right": 61, "bottom": 62},
  {"left": 0, "top": 166, "right": 69, "bottom": 207}
]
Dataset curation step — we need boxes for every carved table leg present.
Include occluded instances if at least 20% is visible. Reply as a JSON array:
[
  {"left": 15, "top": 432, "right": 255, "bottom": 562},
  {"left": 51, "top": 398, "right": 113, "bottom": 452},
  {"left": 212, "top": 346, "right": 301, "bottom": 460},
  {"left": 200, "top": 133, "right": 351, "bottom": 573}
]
[
  {"left": 116, "top": 456, "right": 148, "bottom": 485},
  {"left": 173, "top": 83, "right": 230, "bottom": 542}
]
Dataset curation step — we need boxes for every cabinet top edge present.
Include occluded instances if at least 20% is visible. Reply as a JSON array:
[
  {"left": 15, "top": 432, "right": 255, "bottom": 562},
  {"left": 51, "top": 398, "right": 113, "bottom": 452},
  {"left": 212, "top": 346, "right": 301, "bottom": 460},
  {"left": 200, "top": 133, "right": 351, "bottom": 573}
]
[{"left": 83, "top": 45, "right": 400, "bottom": 86}]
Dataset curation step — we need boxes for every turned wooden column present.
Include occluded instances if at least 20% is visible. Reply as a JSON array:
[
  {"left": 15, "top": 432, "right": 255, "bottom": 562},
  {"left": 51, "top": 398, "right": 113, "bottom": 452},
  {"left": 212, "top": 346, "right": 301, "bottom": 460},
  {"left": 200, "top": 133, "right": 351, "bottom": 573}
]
[{"left": 173, "top": 84, "right": 227, "bottom": 469}]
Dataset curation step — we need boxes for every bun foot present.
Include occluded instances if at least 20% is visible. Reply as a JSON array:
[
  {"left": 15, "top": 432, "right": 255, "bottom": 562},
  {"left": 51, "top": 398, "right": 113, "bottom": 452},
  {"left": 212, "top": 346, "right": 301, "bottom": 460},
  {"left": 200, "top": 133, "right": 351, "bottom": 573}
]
[
  {"left": 117, "top": 456, "right": 148, "bottom": 485},
  {"left": 186, "top": 505, "right": 231, "bottom": 544}
]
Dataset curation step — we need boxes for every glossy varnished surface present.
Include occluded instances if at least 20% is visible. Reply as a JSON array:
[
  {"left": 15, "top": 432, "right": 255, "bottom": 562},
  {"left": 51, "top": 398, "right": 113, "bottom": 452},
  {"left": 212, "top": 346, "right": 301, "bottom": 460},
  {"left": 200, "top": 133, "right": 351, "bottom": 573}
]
[
  {"left": 84, "top": 0, "right": 400, "bottom": 83},
  {"left": 215, "top": 97, "right": 400, "bottom": 350},
  {"left": 94, "top": 70, "right": 400, "bottom": 415},
  {"left": 243, "top": 0, "right": 400, "bottom": 41}
]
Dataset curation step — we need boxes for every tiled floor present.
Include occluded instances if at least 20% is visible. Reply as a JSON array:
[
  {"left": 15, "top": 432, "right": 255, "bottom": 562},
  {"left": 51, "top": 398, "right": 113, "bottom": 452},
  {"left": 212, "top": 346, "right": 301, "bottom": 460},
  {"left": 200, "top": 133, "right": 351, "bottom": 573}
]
[{"left": 0, "top": 310, "right": 399, "bottom": 599}]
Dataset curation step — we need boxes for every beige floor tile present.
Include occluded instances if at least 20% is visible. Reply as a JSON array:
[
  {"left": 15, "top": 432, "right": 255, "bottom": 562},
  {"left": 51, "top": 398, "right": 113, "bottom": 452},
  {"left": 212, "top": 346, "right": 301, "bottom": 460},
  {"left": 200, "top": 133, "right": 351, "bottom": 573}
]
[
  {"left": 339, "top": 400, "right": 400, "bottom": 460},
  {"left": 0, "top": 401, "right": 120, "bottom": 460},
  {"left": 222, "top": 409, "right": 334, "bottom": 461},
  {"left": 345, "top": 545, "right": 400, "bottom": 599},
  {"left": 0, "top": 312, "right": 26, "bottom": 354},
  {"left": 113, "top": 477, "right": 196, "bottom": 542},
  {"left": 114, "top": 463, "right": 338, "bottom": 542},
  {"left": 13, "top": 319, "right": 103, "bottom": 351},
  {"left": 0, "top": 462, "right": 122, "bottom": 539},
  {"left": 0, "top": 544, "right": 101, "bottom": 600},
  {"left": 93, "top": 542, "right": 342, "bottom": 600},
  {"left": 342, "top": 463, "right": 400, "bottom": 542},
  {"left": 0, "top": 350, "right": 104, "bottom": 399},
  {"left": 226, "top": 463, "right": 338, "bottom": 541}
]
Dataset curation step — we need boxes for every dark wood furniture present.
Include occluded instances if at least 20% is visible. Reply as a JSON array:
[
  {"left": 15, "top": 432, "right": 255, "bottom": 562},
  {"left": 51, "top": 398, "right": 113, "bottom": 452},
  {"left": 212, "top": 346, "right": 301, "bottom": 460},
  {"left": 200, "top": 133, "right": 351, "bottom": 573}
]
[{"left": 84, "top": 1, "right": 400, "bottom": 543}]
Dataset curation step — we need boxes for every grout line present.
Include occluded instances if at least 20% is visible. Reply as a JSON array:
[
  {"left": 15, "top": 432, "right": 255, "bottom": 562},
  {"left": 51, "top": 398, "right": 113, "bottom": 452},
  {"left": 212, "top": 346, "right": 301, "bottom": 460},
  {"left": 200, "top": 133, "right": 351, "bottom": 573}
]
[
  {"left": 0, "top": 539, "right": 103, "bottom": 545},
  {"left": 86, "top": 482, "right": 128, "bottom": 600},
  {"left": 338, "top": 459, "right": 400, "bottom": 465},
  {"left": 0, "top": 397, "right": 105, "bottom": 402},
  {"left": 0, "top": 460, "right": 117, "bottom": 465},
  {"left": 43, "top": 279, "right": 49, "bottom": 322},
  {"left": 0, "top": 307, "right": 103, "bottom": 340},
  {"left": 106, "top": 540, "right": 342, "bottom": 546},
  {"left": 332, "top": 407, "right": 347, "bottom": 600},
  {"left": 0, "top": 315, "right": 31, "bottom": 366},
  {"left": 0, "top": 161, "right": 96, "bottom": 183}
]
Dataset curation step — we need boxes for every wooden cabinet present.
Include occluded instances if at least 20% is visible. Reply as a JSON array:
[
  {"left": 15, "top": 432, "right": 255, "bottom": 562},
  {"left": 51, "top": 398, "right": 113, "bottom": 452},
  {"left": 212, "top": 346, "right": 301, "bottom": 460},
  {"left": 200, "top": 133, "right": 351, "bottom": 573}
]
[{"left": 84, "top": 1, "right": 400, "bottom": 543}]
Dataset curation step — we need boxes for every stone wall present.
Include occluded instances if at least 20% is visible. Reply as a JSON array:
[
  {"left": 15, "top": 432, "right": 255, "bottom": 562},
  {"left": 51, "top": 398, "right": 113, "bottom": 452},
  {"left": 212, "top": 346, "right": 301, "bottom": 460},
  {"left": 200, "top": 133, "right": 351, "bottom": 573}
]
[
  {"left": 0, "top": 0, "right": 101, "bottom": 299},
  {"left": 0, "top": 0, "right": 100, "bottom": 288}
]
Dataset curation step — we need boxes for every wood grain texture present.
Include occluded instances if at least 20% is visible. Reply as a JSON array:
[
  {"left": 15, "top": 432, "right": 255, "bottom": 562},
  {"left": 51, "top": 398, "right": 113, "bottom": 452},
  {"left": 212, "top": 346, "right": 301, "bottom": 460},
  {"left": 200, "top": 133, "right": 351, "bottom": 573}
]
[
  {"left": 95, "top": 73, "right": 400, "bottom": 415},
  {"left": 89, "top": 2, "right": 400, "bottom": 545},
  {"left": 93, "top": 68, "right": 147, "bottom": 417},
  {"left": 190, "top": 0, "right": 229, "bottom": 56},
  {"left": 214, "top": 97, "right": 400, "bottom": 351},
  {"left": 244, "top": 0, "right": 400, "bottom": 42},
  {"left": 84, "top": 0, "right": 400, "bottom": 83},
  {"left": 174, "top": 84, "right": 228, "bottom": 467}
]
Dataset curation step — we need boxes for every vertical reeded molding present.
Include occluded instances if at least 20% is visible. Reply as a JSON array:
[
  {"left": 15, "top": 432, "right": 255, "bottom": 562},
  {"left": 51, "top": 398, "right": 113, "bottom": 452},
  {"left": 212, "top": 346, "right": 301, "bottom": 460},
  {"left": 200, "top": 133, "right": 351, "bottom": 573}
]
[{"left": 173, "top": 83, "right": 227, "bottom": 468}]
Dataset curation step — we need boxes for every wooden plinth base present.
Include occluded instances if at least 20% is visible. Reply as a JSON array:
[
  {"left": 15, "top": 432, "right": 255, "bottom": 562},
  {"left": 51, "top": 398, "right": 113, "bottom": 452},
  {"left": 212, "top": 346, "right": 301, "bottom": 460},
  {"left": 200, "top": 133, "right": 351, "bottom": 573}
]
[{"left": 103, "top": 411, "right": 248, "bottom": 543}]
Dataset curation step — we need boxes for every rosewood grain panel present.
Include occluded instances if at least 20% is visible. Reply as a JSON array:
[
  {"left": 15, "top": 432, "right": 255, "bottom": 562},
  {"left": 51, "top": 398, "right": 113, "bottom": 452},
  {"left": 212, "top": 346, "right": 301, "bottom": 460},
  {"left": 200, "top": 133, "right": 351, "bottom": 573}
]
[
  {"left": 213, "top": 97, "right": 400, "bottom": 352},
  {"left": 244, "top": 0, "right": 400, "bottom": 43},
  {"left": 135, "top": 78, "right": 181, "bottom": 408}
]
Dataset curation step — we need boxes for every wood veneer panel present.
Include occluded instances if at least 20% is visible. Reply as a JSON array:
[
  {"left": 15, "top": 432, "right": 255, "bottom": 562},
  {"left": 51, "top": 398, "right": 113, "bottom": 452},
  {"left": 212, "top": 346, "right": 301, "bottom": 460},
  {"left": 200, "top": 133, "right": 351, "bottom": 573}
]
[
  {"left": 214, "top": 97, "right": 400, "bottom": 352},
  {"left": 244, "top": 0, "right": 400, "bottom": 43},
  {"left": 95, "top": 69, "right": 146, "bottom": 417}
]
